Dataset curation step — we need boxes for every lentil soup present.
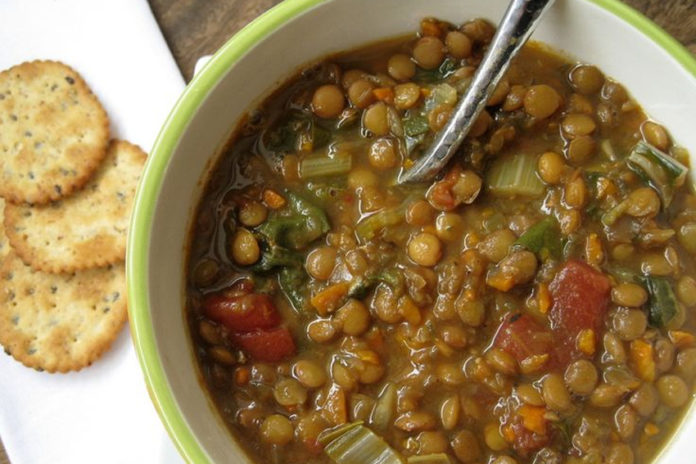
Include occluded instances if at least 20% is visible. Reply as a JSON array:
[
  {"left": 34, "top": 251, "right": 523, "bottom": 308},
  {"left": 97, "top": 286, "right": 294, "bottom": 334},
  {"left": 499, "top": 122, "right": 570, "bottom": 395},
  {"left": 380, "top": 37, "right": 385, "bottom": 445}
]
[{"left": 186, "top": 17, "right": 696, "bottom": 464}]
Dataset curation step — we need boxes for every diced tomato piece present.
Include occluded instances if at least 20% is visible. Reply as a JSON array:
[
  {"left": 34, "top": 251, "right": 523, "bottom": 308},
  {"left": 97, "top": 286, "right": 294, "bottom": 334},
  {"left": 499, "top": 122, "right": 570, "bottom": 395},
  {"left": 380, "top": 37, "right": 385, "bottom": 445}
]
[
  {"left": 428, "top": 182, "right": 457, "bottom": 211},
  {"left": 427, "top": 166, "right": 461, "bottom": 211},
  {"left": 203, "top": 293, "right": 280, "bottom": 333},
  {"left": 548, "top": 260, "right": 611, "bottom": 366},
  {"left": 506, "top": 415, "right": 551, "bottom": 458},
  {"left": 493, "top": 313, "right": 554, "bottom": 364},
  {"left": 427, "top": 166, "right": 482, "bottom": 211},
  {"left": 232, "top": 327, "right": 296, "bottom": 362}
]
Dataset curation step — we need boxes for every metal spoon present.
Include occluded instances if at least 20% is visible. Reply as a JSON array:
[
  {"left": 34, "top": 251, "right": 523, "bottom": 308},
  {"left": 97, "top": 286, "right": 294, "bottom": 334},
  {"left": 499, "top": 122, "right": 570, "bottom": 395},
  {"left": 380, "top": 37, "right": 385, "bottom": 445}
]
[{"left": 397, "top": 0, "right": 556, "bottom": 184}]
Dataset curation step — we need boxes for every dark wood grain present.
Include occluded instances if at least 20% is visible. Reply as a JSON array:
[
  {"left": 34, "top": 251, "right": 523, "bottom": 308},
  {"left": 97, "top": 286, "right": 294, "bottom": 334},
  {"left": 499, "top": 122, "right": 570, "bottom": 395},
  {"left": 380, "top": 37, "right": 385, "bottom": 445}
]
[
  {"left": 150, "top": 0, "right": 695, "bottom": 82},
  {"left": 624, "top": 0, "right": 696, "bottom": 56},
  {"left": 149, "top": 0, "right": 283, "bottom": 81},
  {"left": 0, "top": 1, "right": 693, "bottom": 463}
]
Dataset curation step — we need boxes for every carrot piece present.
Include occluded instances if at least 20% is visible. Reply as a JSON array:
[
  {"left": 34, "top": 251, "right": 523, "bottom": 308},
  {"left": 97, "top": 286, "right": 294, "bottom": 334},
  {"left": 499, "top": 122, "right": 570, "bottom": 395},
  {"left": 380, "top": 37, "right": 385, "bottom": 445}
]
[
  {"left": 584, "top": 233, "right": 604, "bottom": 266},
  {"left": 668, "top": 330, "right": 696, "bottom": 349},
  {"left": 322, "top": 384, "right": 347, "bottom": 426},
  {"left": 536, "top": 283, "right": 551, "bottom": 314},
  {"left": 576, "top": 328, "right": 596, "bottom": 356},
  {"left": 263, "top": 189, "right": 286, "bottom": 209},
  {"left": 644, "top": 422, "right": 660, "bottom": 437},
  {"left": 373, "top": 87, "right": 394, "bottom": 104},
  {"left": 630, "top": 339, "right": 656, "bottom": 382},
  {"left": 487, "top": 273, "right": 516, "bottom": 292},
  {"left": 310, "top": 282, "right": 350, "bottom": 316},
  {"left": 502, "top": 424, "right": 515, "bottom": 442},
  {"left": 234, "top": 366, "right": 250, "bottom": 386},
  {"left": 519, "top": 405, "right": 547, "bottom": 435}
]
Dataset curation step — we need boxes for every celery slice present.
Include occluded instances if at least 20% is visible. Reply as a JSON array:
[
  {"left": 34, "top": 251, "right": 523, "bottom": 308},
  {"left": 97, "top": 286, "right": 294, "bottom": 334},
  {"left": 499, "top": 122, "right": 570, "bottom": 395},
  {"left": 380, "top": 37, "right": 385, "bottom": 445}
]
[
  {"left": 300, "top": 154, "right": 352, "bottom": 179},
  {"left": 600, "top": 198, "right": 629, "bottom": 226},
  {"left": 318, "top": 421, "right": 364, "bottom": 446},
  {"left": 355, "top": 190, "right": 425, "bottom": 241},
  {"left": 407, "top": 454, "right": 453, "bottom": 464},
  {"left": 323, "top": 423, "right": 405, "bottom": 464},
  {"left": 486, "top": 153, "right": 544, "bottom": 197},
  {"left": 424, "top": 83, "right": 457, "bottom": 113},
  {"left": 356, "top": 206, "right": 406, "bottom": 241},
  {"left": 369, "top": 382, "right": 397, "bottom": 431},
  {"left": 627, "top": 141, "right": 688, "bottom": 207}
]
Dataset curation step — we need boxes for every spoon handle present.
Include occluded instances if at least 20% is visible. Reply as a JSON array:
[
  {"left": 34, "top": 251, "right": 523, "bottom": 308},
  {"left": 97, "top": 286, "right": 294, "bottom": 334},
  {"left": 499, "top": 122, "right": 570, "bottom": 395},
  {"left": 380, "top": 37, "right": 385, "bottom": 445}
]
[{"left": 398, "top": 0, "right": 556, "bottom": 184}]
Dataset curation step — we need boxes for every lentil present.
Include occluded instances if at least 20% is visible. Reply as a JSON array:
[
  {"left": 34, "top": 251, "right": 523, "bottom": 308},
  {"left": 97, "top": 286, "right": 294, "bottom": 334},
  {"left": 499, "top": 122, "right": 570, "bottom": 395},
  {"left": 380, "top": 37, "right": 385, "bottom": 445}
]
[
  {"left": 260, "top": 414, "right": 294, "bottom": 445},
  {"left": 412, "top": 36, "right": 445, "bottom": 69},
  {"left": 523, "top": 84, "right": 560, "bottom": 119},
  {"left": 564, "top": 360, "right": 598, "bottom": 395},
  {"left": 387, "top": 54, "right": 416, "bottom": 81},
  {"left": 312, "top": 84, "right": 345, "bottom": 118}
]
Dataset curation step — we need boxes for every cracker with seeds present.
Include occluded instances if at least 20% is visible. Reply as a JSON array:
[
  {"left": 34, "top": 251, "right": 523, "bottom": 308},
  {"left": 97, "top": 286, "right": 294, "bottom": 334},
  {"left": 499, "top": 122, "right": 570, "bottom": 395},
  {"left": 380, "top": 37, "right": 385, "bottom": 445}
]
[
  {"left": 4, "top": 140, "right": 146, "bottom": 273},
  {"left": 0, "top": 60, "right": 109, "bottom": 205},
  {"left": 0, "top": 252, "right": 127, "bottom": 372}
]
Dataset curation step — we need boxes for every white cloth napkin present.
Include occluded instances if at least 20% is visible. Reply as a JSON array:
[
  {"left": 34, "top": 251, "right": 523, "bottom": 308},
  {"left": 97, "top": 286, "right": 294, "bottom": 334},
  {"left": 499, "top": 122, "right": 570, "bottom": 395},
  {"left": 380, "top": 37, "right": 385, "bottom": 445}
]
[{"left": 0, "top": 1, "right": 186, "bottom": 463}]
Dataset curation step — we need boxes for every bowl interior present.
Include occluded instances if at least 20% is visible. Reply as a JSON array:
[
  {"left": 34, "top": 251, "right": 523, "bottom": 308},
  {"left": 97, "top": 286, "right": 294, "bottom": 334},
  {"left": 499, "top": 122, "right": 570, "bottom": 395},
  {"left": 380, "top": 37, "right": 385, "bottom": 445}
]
[{"left": 130, "top": 0, "right": 696, "bottom": 462}]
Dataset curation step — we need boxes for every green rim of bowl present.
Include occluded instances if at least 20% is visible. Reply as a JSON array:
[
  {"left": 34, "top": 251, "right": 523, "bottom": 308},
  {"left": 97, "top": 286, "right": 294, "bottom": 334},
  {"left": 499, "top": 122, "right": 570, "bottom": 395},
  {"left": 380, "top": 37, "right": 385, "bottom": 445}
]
[{"left": 127, "top": 1, "right": 696, "bottom": 463}]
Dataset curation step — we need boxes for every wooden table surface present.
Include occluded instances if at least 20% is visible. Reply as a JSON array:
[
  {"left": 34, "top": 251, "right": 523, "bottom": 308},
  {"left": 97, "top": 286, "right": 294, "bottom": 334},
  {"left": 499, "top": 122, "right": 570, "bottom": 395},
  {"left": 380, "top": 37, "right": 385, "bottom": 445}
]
[{"left": 0, "top": 0, "right": 694, "bottom": 463}]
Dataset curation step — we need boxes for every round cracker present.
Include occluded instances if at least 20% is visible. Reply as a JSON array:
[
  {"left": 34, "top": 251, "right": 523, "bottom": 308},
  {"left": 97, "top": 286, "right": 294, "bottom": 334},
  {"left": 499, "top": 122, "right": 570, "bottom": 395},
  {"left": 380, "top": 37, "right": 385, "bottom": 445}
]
[
  {"left": 0, "top": 199, "right": 10, "bottom": 262},
  {"left": 0, "top": 252, "right": 127, "bottom": 373},
  {"left": 4, "top": 140, "right": 146, "bottom": 273},
  {"left": 0, "top": 60, "right": 110, "bottom": 205}
]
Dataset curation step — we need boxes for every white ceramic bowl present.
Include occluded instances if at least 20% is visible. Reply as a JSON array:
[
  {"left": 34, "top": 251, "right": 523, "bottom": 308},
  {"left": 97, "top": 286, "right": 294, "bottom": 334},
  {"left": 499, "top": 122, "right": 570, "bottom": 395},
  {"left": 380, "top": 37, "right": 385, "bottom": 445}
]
[{"left": 127, "top": 0, "right": 696, "bottom": 462}]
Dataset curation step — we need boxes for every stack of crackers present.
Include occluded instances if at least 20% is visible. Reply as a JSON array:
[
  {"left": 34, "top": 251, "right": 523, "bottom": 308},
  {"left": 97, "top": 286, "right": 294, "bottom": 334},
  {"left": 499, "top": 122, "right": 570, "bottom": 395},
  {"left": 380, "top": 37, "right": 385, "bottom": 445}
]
[{"left": 0, "top": 61, "right": 146, "bottom": 373}]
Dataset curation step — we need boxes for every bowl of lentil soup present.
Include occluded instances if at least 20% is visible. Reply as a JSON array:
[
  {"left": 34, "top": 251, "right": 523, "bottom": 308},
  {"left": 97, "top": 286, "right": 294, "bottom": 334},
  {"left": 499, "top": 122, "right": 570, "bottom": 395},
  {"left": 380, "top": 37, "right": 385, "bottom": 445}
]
[{"left": 127, "top": 0, "right": 696, "bottom": 463}]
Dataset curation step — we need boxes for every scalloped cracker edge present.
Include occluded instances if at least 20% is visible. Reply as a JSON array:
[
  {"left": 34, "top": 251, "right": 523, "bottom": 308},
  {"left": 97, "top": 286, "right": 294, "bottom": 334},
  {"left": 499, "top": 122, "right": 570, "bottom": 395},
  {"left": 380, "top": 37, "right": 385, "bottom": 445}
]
[
  {"left": 0, "top": 60, "right": 109, "bottom": 205},
  {"left": 4, "top": 140, "right": 146, "bottom": 273}
]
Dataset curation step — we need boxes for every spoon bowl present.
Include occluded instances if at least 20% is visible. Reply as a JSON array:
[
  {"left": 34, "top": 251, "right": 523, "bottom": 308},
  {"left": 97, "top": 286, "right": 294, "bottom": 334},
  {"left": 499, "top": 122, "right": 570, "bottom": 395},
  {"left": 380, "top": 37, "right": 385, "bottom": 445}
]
[{"left": 398, "top": 0, "right": 556, "bottom": 184}]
